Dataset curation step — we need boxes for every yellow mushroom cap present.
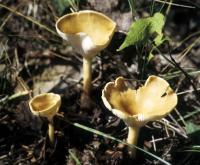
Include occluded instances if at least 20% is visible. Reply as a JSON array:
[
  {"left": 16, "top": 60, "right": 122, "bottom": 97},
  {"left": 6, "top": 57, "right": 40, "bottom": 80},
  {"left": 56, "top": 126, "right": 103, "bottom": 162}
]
[
  {"left": 102, "top": 76, "right": 178, "bottom": 127},
  {"left": 56, "top": 10, "right": 116, "bottom": 59},
  {"left": 29, "top": 93, "right": 61, "bottom": 120}
]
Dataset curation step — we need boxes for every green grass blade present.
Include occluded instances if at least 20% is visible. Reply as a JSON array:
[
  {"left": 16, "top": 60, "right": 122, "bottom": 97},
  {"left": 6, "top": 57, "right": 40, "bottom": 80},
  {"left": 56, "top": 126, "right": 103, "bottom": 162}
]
[
  {"left": 177, "top": 107, "right": 200, "bottom": 121},
  {"left": 127, "top": 0, "right": 136, "bottom": 18},
  {"left": 72, "top": 122, "right": 171, "bottom": 165},
  {"left": 68, "top": 149, "right": 82, "bottom": 165},
  {"left": 161, "top": 70, "right": 200, "bottom": 80}
]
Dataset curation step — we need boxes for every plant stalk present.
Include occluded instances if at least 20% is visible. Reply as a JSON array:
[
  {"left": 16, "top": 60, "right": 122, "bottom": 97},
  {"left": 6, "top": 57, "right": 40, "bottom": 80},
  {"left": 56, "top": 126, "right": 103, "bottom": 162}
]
[
  {"left": 48, "top": 118, "right": 54, "bottom": 144},
  {"left": 83, "top": 57, "right": 92, "bottom": 95},
  {"left": 127, "top": 126, "right": 140, "bottom": 157}
]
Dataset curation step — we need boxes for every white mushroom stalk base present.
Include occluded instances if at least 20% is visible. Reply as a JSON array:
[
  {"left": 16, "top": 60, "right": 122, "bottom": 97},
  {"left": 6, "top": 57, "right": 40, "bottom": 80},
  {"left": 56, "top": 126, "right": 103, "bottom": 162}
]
[
  {"left": 127, "top": 126, "right": 140, "bottom": 157},
  {"left": 48, "top": 118, "right": 55, "bottom": 144}
]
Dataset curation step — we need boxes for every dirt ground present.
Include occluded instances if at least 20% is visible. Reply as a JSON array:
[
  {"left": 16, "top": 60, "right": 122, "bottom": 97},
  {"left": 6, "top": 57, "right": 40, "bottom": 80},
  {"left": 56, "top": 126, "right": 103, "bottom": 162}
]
[{"left": 0, "top": 0, "right": 200, "bottom": 164}]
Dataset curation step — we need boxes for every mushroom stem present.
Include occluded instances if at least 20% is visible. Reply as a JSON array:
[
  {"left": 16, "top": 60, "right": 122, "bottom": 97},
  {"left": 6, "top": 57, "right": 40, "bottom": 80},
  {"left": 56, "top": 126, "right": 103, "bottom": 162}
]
[
  {"left": 83, "top": 57, "right": 92, "bottom": 95},
  {"left": 48, "top": 118, "right": 55, "bottom": 144},
  {"left": 127, "top": 126, "right": 140, "bottom": 157}
]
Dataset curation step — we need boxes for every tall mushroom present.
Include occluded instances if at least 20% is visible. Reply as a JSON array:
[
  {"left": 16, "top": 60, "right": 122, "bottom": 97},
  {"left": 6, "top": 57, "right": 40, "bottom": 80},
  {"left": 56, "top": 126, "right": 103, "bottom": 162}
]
[
  {"left": 29, "top": 93, "right": 61, "bottom": 144},
  {"left": 102, "top": 76, "right": 178, "bottom": 156},
  {"left": 56, "top": 10, "right": 116, "bottom": 106}
]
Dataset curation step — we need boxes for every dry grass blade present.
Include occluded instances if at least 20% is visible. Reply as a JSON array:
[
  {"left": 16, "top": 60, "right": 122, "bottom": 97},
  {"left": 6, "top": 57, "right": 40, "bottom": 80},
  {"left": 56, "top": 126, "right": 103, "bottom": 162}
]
[
  {"left": 0, "top": 3, "right": 58, "bottom": 36},
  {"left": 177, "top": 88, "right": 200, "bottom": 95},
  {"left": 154, "top": 0, "right": 196, "bottom": 9}
]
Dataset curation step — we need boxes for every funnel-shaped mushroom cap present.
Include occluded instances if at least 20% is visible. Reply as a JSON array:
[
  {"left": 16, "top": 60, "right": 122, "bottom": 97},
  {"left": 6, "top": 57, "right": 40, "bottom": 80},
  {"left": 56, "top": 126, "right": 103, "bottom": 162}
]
[
  {"left": 29, "top": 93, "right": 61, "bottom": 120},
  {"left": 56, "top": 10, "right": 116, "bottom": 59},
  {"left": 102, "top": 76, "right": 178, "bottom": 127}
]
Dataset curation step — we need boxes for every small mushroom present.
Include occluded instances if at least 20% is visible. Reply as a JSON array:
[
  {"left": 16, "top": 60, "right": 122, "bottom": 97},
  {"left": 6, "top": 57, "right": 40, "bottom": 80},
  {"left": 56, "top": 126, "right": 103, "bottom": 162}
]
[
  {"left": 102, "top": 76, "right": 178, "bottom": 156},
  {"left": 29, "top": 93, "right": 61, "bottom": 143},
  {"left": 56, "top": 10, "right": 116, "bottom": 103}
]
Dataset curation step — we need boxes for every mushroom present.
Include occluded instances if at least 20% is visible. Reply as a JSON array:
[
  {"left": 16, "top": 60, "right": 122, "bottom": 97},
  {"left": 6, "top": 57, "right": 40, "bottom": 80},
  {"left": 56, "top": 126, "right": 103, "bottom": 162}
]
[
  {"left": 29, "top": 93, "right": 61, "bottom": 143},
  {"left": 56, "top": 10, "right": 116, "bottom": 105},
  {"left": 102, "top": 76, "right": 178, "bottom": 156}
]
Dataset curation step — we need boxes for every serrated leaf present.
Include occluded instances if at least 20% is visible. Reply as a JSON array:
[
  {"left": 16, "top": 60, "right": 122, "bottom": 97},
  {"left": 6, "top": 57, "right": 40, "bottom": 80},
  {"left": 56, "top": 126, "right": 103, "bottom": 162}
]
[
  {"left": 118, "top": 19, "right": 151, "bottom": 51},
  {"left": 118, "top": 12, "right": 165, "bottom": 51},
  {"left": 150, "top": 13, "right": 165, "bottom": 36}
]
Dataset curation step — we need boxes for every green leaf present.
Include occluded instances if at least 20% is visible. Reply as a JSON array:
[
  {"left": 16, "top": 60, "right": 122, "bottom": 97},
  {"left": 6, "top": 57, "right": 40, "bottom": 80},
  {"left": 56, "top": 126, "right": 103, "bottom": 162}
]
[
  {"left": 118, "top": 12, "right": 165, "bottom": 51},
  {"left": 148, "top": 52, "right": 154, "bottom": 62},
  {"left": 51, "top": 0, "right": 71, "bottom": 16},
  {"left": 150, "top": 13, "right": 165, "bottom": 36},
  {"left": 154, "top": 35, "right": 163, "bottom": 46},
  {"left": 185, "top": 121, "right": 200, "bottom": 135}
]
